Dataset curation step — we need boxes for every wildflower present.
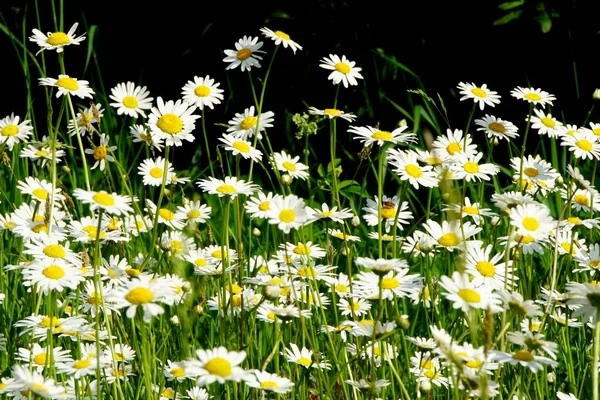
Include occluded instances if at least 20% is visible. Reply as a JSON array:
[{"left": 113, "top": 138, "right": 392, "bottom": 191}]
[
  {"left": 306, "top": 203, "right": 353, "bottom": 223},
  {"left": 223, "top": 36, "right": 265, "bottom": 71},
  {"left": 219, "top": 133, "right": 262, "bottom": 162},
  {"left": 22, "top": 258, "right": 85, "bottom": 294},
  {"left": 176, "top": 200, "right": 211, "bottom": 225},
  {"left": 11, "top": 364, "right": 67, "bottom": 398},
  {"left": 337, "top": 298, "right": 371, "bottom": 316},
  {"left": 20, "top": 136, "right": 66, "bottom": 167},
  {"left": 528, "top": 109, "right": 563, "bottom": 138},
  {"left": 130, "top": 124, "right": 164, "bottom": 150},
  {"left": 422, "top": 219, "right": 481, "bottom": 252},
  {"left": 319, "top": 54, "right": 363, "bottom": 87},
  {"left": 442, "top": 196, "right": 497, "bottom": 225},
  {"left": 67, "top": 103, "right": 104, "bottom": 136},
  {"left": 260, "top": 27, "right": 302, "bottom": 53},
  {"left": 23, "top": 235, "right": 80, "bottom": 265},
  {"left": 350, "top": 124, "right": 416, "bottom": 147},
  {"left": 475, "top": 114, "right": 519, "bottom": 141},
  {"left": 560, "top": 129, "right": 600, "bottom": 160},
  {"left": 511, "top": 86, "right": 556, "bottom": 108},
  {"left": 39, "top": 74, "right": 94, "bottom": 99},
  {"left": 197, "top": 176, "right": 258, "bottom": 199},
  {"left": 85, "top": 133, "right": 116, "bottom": 171},
  {"left": 439, "top": 271, "right": 501, "bottom": 313},
  {"left": 493, "top": 349, "right": 557, "bottom": 372},
  {"left": 283, "top": 343, "right": 331, "bottom": 369},
  {"left": 73, "top": 189, "right": 133, "bottom": 215},
  {"left": 17, "top": 176, "right": 65, "bottom": 204},
  {"left": 464, "top": 243, "right": 516, "bottom": 290},
  {"left": 29, "top": 22, "right": 85, "bottom": 53},
  {"left": 186, "top": 346, "right": 250, "bottom": 386},
  {"left": 0, "top": 113, "right": 33, "bottom": 150},
  {"left": 266, "top": 194, "right": 308, "bottom": 234},
  {"left": 450, "top": 152, "right": 500, "bottom": 182},
  {"left": 510, "top": 203, "right": 554, "bottom": 241},
  {"left": 108, "top": 275, "right": 169, "bottom": 323},
  {"left": 226, "top": 105, "right": 274, "bottom": 141},
  {"left": 138, "top": 156, "right": 174, "bottom": 187},
  {"left": 387, "top": 149, "right": 439, "bottom": 189},
  {"left": 362, "top": 194, "right": 413, "bottom": 233},
  {"left": 273, "top": 150, "right": 309, "bottom": 180},
  {"left": 148, "top": 97, "right": 199, "bottom": 146},
  {"left": 432, "top": 128, "right": 477, "bottom": 160},
  {"left": 308, "top": 106, "right": 356, "bottom": 122},
  {"left": 353, "top": 270, "right": 422, "bottom": 300},
  {"left": 16, "top": 343, "right": 72, "bottom": 372},
  {"left": 181, "top": 75, "right": 224, "bottom": 110},
  {"left": 246, "top": 370, "right": 295, "bottom": 394},
  {"left": 457, "top": 82, "right": 501, "bottom": 110},
  {"left": 109, "top": 81, "right": 154, "bottom": 118},
  {"left": 566, "top": 281, "right": 600, "bottom": 324}
]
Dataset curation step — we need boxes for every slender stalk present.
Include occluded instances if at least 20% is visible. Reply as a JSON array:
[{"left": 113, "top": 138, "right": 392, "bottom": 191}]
[{"left": 594, "top": 316, "right": 600, "bottom": 400}]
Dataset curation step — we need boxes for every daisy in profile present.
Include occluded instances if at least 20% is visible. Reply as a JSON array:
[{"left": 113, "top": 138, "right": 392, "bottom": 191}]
[
  {"left": 450, "top": 152, "right": 499, "bottom": 182},
  {"left": 266, "top": 194, "right": 308, "bottom": 234},
  {"left": 186, "top": 346, "right": 250, "bottom": 386},
  {"left": 273, "top": 150, "right": 309, "bottom": 180},
  {"left": 85, "top": 133, "right": 117, "bottom": 171},
  {"left": 308, "top": 106, "right": 356, "bottom": 122},
  {"left": 422, "top": 219, "right": 481, "bottom": 252},
  {"left": 181, "top": 75, "right": 224, "bottom": 110},
  {"left": 442, "top": 196, "right": 496, "bottom": 225},
  {"left": 109, "top": 81, "right": 153, "bottom": 118},
  {"left": 320, "top": 54, "right": 363, "bottom": 88},
  {"left": 560, "top": 129, "right": 600, "bottom": 160},
  {"left": 20, "top": 136, "right": 66, "bottom": 167},
  {"left": 223, "top": 35, "right": 265, "bottom": 71},
  {"left": 440, "top": 271, "right": 501, "bottom": 313},
  {"left": 306, "top": 203, "right": 353, "bottom": 224},
  {"left": 475, "top": 114, "right": 519, "bottom": 141},
  {"left": 354, "top": 270, "right": 422, "bottom": 301},
  {"left": 387, "top": 149, "right": 438, "bottom": 189},
  {"left": 29, "top": 22, "right": 85, "bottom": 53},
  {"left": 566, "top": 281, "right": 600, "bottom": 324},
  {"left": 509, "top": 203, "right": 553, "bottom": 241},
  {"left": 457, "top": 82, "right": 501, "bottom": 110},
  {"left": 246, "top": 370, "right": 295, "bottom": 394},
  {"left": 355, "top": 257, "right": 408, "bottom": 274},
  {"left": 328, "top": 228, "right": 360, "bottom": 242},
  {"left": 197, "top": 176, "right": 258, "bottom": 199},
  {"left": 17, "top": 176, "right": 65, "bottom": 204},
  {"left": 260, "top": 27, "right": 302, "bottom": 53},
  {"left": 493, "top": 348, "right": 557, "bottom": 372},
  {"left": 362, "top": 194, "right": 413, "bottom": 233},
  {"left": 130, "top": 124, "right": 164, "bottom": 151},
  {"left": 528, "top": 109, "right": 563, "bottom": 138},
  {"left": 350, "top": 124, "right": 416, "bottom": 147},
  {"left": 0, "top": 113, "right": 33, "bottom": 150},
  {"left": 283, "top": 343, "right": 331, "bottom": 370},
  {"left": 219, "top": 133, "right": 262, "bottom": 162},
  {"left": 148, "top": 97, "right": 199, "bottom": 146},
  {"left": 511, "top": 86, "right": 556, "bottom": 108},
  {"left": 138, "top": 156, "right": 174, "bottom": 187},
  {"left": 39, "top": 74, "right": 94, "bottom": 99},
  {"left": 226, "top": 106, "right": 274, "bottom": 141},
  {"left": 11, "top": 364, "right": 67, "bottom": 398},
  {"left": 73, "top": 189, "right": 133, "bottom": 215}
]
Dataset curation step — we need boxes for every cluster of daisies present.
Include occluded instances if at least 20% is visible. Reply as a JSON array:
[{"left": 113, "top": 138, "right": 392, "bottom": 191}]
[{"left": 0, "top": 19, "right": 598, "bottom": 400}]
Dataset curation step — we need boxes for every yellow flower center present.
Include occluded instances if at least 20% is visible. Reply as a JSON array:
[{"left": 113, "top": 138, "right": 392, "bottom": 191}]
[
  {"left": 447, "top": 142, "right": 462, "bottom": 155},
  {"left": 1, "top": 124, "right": 18, "bottom": 136},
  {"left": 466, "top": 359, "right": 483, "bottom": 368},
  {"left": 32, "top": 188, "right": 49, "bottom": 201},
  {"left": 334, "top": 61, "right": 351, "bottom": 74},
  {"left": 297, "top": 266, "right": 317, "bottom": 278},
  {"left": 426, "top": 156, "right": 442, "bottom": 165},
  {"left": 592, "top": 128, "right": 600, "bottom": 136},
  {"left": 42, "top": 265, "right": 65, "bottom": 279},
  {"left": 93, "top": 192, "right": 115, "bottom": 206},
  {"left": 4, "top": 221, "right": 15, "bottom": 229},
  {"left": 56, "top": 77, "right": 79, "bottom": 91},
  {"left": 293, "top": 244, "right": 311, "bottom": 255},
  {"left": 524, "top": 93, "right": 542, "bottom": 101},
  {"left": 47, "top": 31, "right": 70, "bottom": 45},
  {"left": 567, "top": 216, "right": 582, "bottom": 224},
  {"left": 149, "top": 167, "right": 163, "bottom": 178},
  {"left": 187, "top": 209, "right": 201, "bottom": 219},
  {"left": 463, "top": 162, "right": 479, "bottom": 174},
  {"left": 232, "top": 141, "right": 250, "bottom": 153},
  {"left": 170, "top": 367, "right": 185, "bottom": 377},
  {"left": 282, "top": 161, "right": 297, "bottom": 171},
  {"left": 33, "top": 353, "right": 47, "bottom": 365},
  {"left": 171, "top": 240, "right": 184, "bottom": 253},
  {"left": 40, "top": 316, "right": 61, "bottom": 328},
  {"left": 512, "top": 350, "right": 534, "bottom": 361},
  {"left": 159, "top": 209, "right": 175, "bottom": 221},
  {"left": 336, "top": 283, "right": 348, "bottom": 293},
  {"left": 274, "top": 30, "right": 290, "bottom": 40},
  {"left": 298, "top": 357, "right": 313, "bottom": 367},
  {"left": 458, "top": 288, "right": 481, "bottom": 303},
  {"left": 524, "top": 167, "right": 539, "bottom": 177},
  {"left": 43, "top": 244, "right": 66, "bottom": 258},
  {"left": 381, "top": 277, "right": 400, "bottom": 289},
  {"left": 574, "top": 194, "right": 590, "bottom": 206},
  {"left": 35, "top": 150, "right": 50, "bottom": 157},
  {"left": 194, "top": 258, "right": 207, "bottom": 267},
  {"left": 476, "top": 261, "right": 495, "bottom": 277},
  {"left": 324, "top": 108, "right": 340, "bottom": 116},
  {"left": 125, "top": 287, "right": 154, "bottom": 305},
  {"left": 237, "top": 48, "right": 253, "bottom": 61},
  {"left": 463, "top": 206, "right": 478, "bottom": 215},
  {"left": 161, "top": 388, "right": 176, "bottom": 399},
  {"left": 204, "top": 357, "right": 232, "bottom": 377},
  {"left": 522, "top": 217, "right": 540, "bottom": 231},
  {"left": 32, "top": 222, "right": 48, "bottom": 234},
  {"left": 471, "top": 87, "right": 487, "bottom": 98},
  {"left": 87, "top": 292, "right": 102, "bottom": 306},
  {"left": 216, "top": 184, "right": 237, "bottom": 194},
  {"left": 541, "top": 117, "right": 555, "bottom": 128},
  {"left": 259, "top": 201, "right": 270, "bottom": 211},
  {"left": 381, "top": 205, "right": 396, "bottom": 220},
  {"left": 488, "top": 122, "right": 506, "bottom": 133},
  {"left": 240, "top": 116, "right": 257, "bottom": 130},
  {"left": 261, "top": 381, "right": 279, "bottom": 390},
  {"left": 93, "top": 146, "right": 107, "bottom": 161},
  {"left": 279, "top": 209, "right": 296, "bottom": 223},
  {"left": 371, "top": 130, "right": 393, "bottom": 141},
  {"left": 74, "top": 359, "right": 91, "bottom": 369},
  {"left": 122, "top": 96, "right": 139, "bottom": 109},
  {"left": 157, "top": 114, "right": 183, "bottom": 135},
  {"left": 576, "top": 139, "right": 593, "bottom": 152},
  {"left": 438, "top": 233, "right": 460, "bottom": 247},
  {"left": 194, "top": 85, "right": 211, "bottom": 97},
  {"left": 405, "top": 164, "right": 422, "bottom": 178},
  {"left": 561, "top": 242, "right": 574, "bottom": 254}
]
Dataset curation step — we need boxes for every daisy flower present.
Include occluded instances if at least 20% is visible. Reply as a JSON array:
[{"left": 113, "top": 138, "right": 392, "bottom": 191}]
[
  {"left": 497, "top": 289, "right": 542, "bottom": 318},
  {"left": 328, "top": 228, "right": 360, "bottom": 242},
  {"left": 353, "top": 270, "right": 422, "bottom": 300},
  {"left": 73, "top": 189, "right": 133, "bottom": 215},
  {"left": 422, "top": 219, "right": 481, "bottom": 252},
  {"left": 464, "top": 243, "right": 516, "bottom": 290},
  {"left": 528, "top": 108, "right": 563, "bottom": 138},
  {"left": 181, "top": 75, "right": 224, "bottom": 110},
  {"left": 108, "top": 275, "right": 168, "bottom": 323},
  {"left": 439, "top": 271, "right": 501, "bottom": 313},
  {"left": 511, "top": 154, "right": 559, "bottom": 187},
  {"left": 11, "top": 364, "right": 67, "bottom": 398},
  {"left": 442, "top": 196, "right": 497, "bottom": 225},
  {"left": 223, "top": 35, "right": 265, "bottom": 71},
  {"left": 218, "top": 133, "right": 262, "bottom": 161},
  {"left": 246, "top": 370, "right": 295, "bottom": 394},
  {"left": 511, "top": 86, "right": 556, "bottom": 108},
  {"left": 20, "top": 137, "right": 66, "bottom": 167},
  {"left": 23, "top": 235, "right": 80, "bottom": 265},
  {"left": 401, "top": 230, "right": 437, "bottom": 256},
  {"left": 17, "top": 176, "right": 65, "bottom": 204},
  {"left": 510, "top": 203, "right": 554, "bottom": 241},
  {"left": 266, "top": 194, "right": 308, "bottom": 234},
  {"left": 148, "top": 97, "right": 199, "bottom": 146},
  {"left": 493, "top": 349, "right": 557, "bottom": 372},
  {"left": 130, "top": 124, "right": 164, "bottom": 151},
  {"left": 306, "top": 203, "right": 353, "bottom": 224},
  {"left": 319, "top": 54, "right": 363, "bottom": 88},
  {"left": 0, "top": 113, "right": 33, "bottom": 150},
  {"left": 226, "top": 105, "right": 274, "bottom": 141},
  {"left": 273, "top": 150, "right": 309, "bottom": 180},
  {"left": 345, "top": 378, "right": 390, "bottom": 393},
  {"left": 506, "top": 331, "right": 558, "bottom": 360},
  {"left": 197, "top": 176, "right": 258, "bottom": 199},
  {"left": 186, "top": 346, "right": 250, "bottom": 386},
  {"left": 337, "top": 297, "right": 371, "bottom": 316},
  {"left": 350, "top": 124, "right": 416, "bottom": 147},
  {"left": 29, "top": 22, "right": 85, "bottom": 53},
  {"left": 176, "top": 200, "right": 211, "bottom": 225},
  {"left": 145, "top": 200, "right": 186, "bottom": 230},
  {"left": 39, "top": 74, "right": 94, "bottom": 99},
  {"left": 67, "top": 103, "right": 104, "bottom": 136},
  {"left": 457, "top": 82, "right": 501, "bottom": 110},
  {"left": 260, "top": 27, "right": 302, "bottom": 53},
  {"left": 387, "top": 149, "right": 439, "bottom": 189},
  {"left": 85, "top": 133, "right": 117, "bottom": 171},
  {"left": 138, "top": 156, "right": 174, "bottom": 186},
  {"left": 566, "top": 281, "right": 600, "bottom": 324},
  {"left": 185, "top": 387, "right": 210, "bottom": 400},
  {"left": 164, "top": 360, "right": 189, "bottom": 382},
  {"left": 16, "top": 343, "right": 72, "bottom": 372},
  {"left": 560, "top": 129, "right": 600, "bottom": 160},
  {"left": 283, "top": 343, "right": 331, "bottom": 370},
  {"left": 308, "top": 106, "right": 356, "bottom": 122},
  {"left": 451, "top": 152, "right": 499, "bottom": 182},
  {"left": 475, "top": 114, "right": 519, "bottom": 141},
  {"left": 355, "top": 257, "right": 408, "bottom": 274},
  {"left": 21, "top": 259, "right": 85, "bottom": 294},
  {"left": 109, "top": 81, "right": 154, "bottom": 118},
  {"left": 432, "top": 128, "right": 477, "bottom": 160},
  {"left": 362, "top": 194, "right": 413, "bottom": 233},
  {"left": 245, "top": 191, "right": 276, "bottom": 219},
  {"left": 561, "top": 184, "right": 600, "bottom": 213}
]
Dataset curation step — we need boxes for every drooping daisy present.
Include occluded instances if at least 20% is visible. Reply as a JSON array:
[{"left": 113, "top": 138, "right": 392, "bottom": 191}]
[
  {"left": 39, "top": 74, "right": 94, "bottom": 99},
  {"left": 218, "top": 133, "right": 262, "bottom": 162},
  {"left": 560, "top": 129, "right": 600, "bottom": 160},
  {"left": 109, "top": 82, "right": 153, "bottom": 119},
  {"left": 283, "top": 343, "right": 331, "bottom": 370},
  {"left": 197, "top": 176, "right": 258, "bottom": 199},
  {"left": 265, "top": 194, "right": 308, "bottom": 234},
  {"left": 223, "top": 35, "right": 265, "bottom": 71},
  {"left": 432, "top": 128, "right": 478, "bottom": 160},
  {"left": 387, "top": 149, "right": 439, "bottom": 189},
  {"left": 130, "top": 124, "right": 164, "bottom": 151},
  {"left": 528, "top": 108, "right": 563, "bottom": 138},
  {"left": 186, "top": 346, "right": 250, "bottom": 386},
  {"left": 308, "top": 106, "right": 356, "bottom": 122},
  {"left": 273, "top": 150, "right": 309, "bottom": 180},
  {"left": 422, "top": 219, "right": 481, "bottom": 252},
  {"left": 67, "top": 102, "right": 104, "bottom": 136},
  {"left": 246, "top": 370, "right": 295, "bottom": 394},
  {"left": 510, "top": 86, "right": 556, "bottom": 108},
  {"left": 108, "top": 275, "right": 168, "bottom": 323},
  {"left": 85, "top": 133, "right": 117, "bottom": 171},
  {"left": 226, "top": 105, "right": 274, "bottom": 141},
  {"left": 457, "top": 82, "right": 501, "bottom": 110},
  {"left": 260, "top": 27, "right": 302, "bottom": 54},
  {"left": 73, "top": 189, "right": 133, "bottom": 215},
  {"left": 566, "top": 281, "right": 600, "bottom": 324},
  {"left": 148, "top": 97, "right": 199, "bottom": 146},
  {"left": 29, "top": 22, "right": 85, "bottom": 53},
  {"left": 474, "top": 114, "right": 519, "bottom": 141},
  {"left": 350, "top": 124, "right": 416, "bottom": 147},
  {"left": 362, "top": 194, "right": 413, "bottom": 233},
  {"left": 440, "top": 271, "right": 501, "bottom": 313},
  {"left": 0, "top": 113, "right": 33, "bottom": 150},
  {"left": 510, "top": 203, "right": 553, "bottom": 241},
  {"left": 319, "top": 54, "right": 363, "bottom": 88},
  {"left": 138, "top": 157, "right": 174, "bottom": 186},
  {"left": 181, "top": 75, "right": 224, "bottom": 110}
]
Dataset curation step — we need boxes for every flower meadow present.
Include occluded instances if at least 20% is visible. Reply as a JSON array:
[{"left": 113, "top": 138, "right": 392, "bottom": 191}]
[{"left": 1, "top": 12, "right": 600, "bottom": 400}]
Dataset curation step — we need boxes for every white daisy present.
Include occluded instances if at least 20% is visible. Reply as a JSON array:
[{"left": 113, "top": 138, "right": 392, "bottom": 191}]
[
  {"left": 421, "top": 219, "right": 481, "bottom": 252},
  {"left": 362, "top": 194, "right": 413, "bottom": 233},
  {"left": 29, "top": 22, "right": 85, "bottom": 53},
  {"left": 109, "top": 81, "right": 154, "bottom": 118},
  {"left": 511, "top": 86, "right": 556, "bottom": 108},
  {"left": 181, "top": 75, "right": 224, "bottom": 110},
  {"left": 308, "top": 106, "right": 356, "bottom": 122},
  {"left": 457, "top": 82, "right": 501, "bottom": 110},
  {"left": 186, "top": 346, "right": 250, "bottom": 386},
  {"left": 73, "top": 189, "right": 133, "bottom": 215},
  {"left": 260, "top": 27, "right": 302, "bottom": 54},
  {"left": 475, "top": 114, "right": 519, "bottom": 141},
  {"left": 67, "top": 102, "right": 104, "bottom": 136},
  {"left": 130, "top": 124, "right": 164, "bottom": 151},
  {"left": 450, "top": 152, "right": 499, "bottom": 182},
  {"left": 273, "top": 150, "right": 309, "bottom": 180},
  {"left": 265, "top": 194, "right": 308, "bottom": 234},
  {"left": 219, "top": 133, "right": 262, "bottom": 161},
  {"left": 85, "top": 133, "right": 117, "bottom": 171},
  {"left": 319, "top": 54, "right": 363, "bottom": 88},
  {"left": 107, "top": 275, "right": 169, "bottom": 323},
  {"left": 387, "top": 149, "right": 439, "bottom": 189},
  {"left": 560, "top": 129, "right": 600, "bottom": 160},
  {"left": 0, "top": 113, "right": 33, "bottom": 150},
  {"left": 39, "top": 74, "right": 94, "bottom": 99},
  {"left": 528, "top": 108, "right": 563, "bottom": 138},
  {"left": 246, "top": 370, "right": 295, "bottom": 394},
  {"left": 197, "top": 176, "right": 258, "bottom": 199},
  {"left": 148, "top": 97, "right": 199, "bottom": 146},
  {"left": 223, "top": 35, "right": 265, "bottom": 71},
  {"left": 226, "top": 105, "right": 274, "bottom": 141},
  {"left": 440, "top": 271, "right": 501, "bottom": 313},
  {"left": 138, "top": 156, "right": 174, "bottom": 187},
  {"left": 509, "top": 203, "right": 554, "bottom": 241},
  {"left": 350, "top": 124, "right": 416, "bottom": 147}
]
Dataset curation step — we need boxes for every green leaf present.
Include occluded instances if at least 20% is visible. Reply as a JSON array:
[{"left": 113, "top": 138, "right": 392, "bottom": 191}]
[
  {"left": 493, "top": 10, "right": 523, "bottom": 26},
  {"left": 498, "top": 0, "right": 524, "bottom": 11},
  {"left": 536, "top": 10, "right": 552, "bottom": 33},
  {"left": 84, "top": 25, "right": 98, "bottom": 74},
  {"left": 337, "top": 180, "right": 359, "bottom": 190}
]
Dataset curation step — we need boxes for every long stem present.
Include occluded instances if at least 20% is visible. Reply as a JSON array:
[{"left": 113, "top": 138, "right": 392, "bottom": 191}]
[
  {"left": 594, "top": 316, "right": 600, "bottom": 400},
  {"left": 200, "top": 108, "right": 215, "bottom": 177},
  {"left": 518, "top": 104, "right": 534, "bottom": 194}
]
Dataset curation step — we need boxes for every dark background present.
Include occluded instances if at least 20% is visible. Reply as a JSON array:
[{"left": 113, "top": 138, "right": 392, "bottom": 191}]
[{"left": 1, "top": 0, "right": 600, "bottom": 171}]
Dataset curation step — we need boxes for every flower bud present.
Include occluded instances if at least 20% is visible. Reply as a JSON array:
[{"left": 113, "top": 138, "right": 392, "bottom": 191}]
[
  {"left": 351, "top": 215, "right": 360, "bottom": 226},
  {"left": 170, "top": 315, "right": 180, "bottom": 325},
  {"left": 252, "top": 227, "right": 261, "bottom": 237},
  {"left": 593, "top": 89, "right": 600, "bottom": 100}
]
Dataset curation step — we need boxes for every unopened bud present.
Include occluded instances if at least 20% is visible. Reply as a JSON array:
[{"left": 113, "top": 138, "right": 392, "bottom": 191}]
[
  {"left": 264, "top": 284, "right": 281, "bottom": 301},
  {"left": 252, "top": 227, "right": 261, "bottom": 237},
  {"left": 281, "top": 174, "right": 293, "bottom": 186},
  {"left": 399, "top": 314, "right": 410, "bottom": 329},
  {"left": 62, "top": 165, "right": 71, "bottom": 173},
  {"left": 194, "top": 304, "right": 204, "bottom": 315},
  {"left": 420, "top": 380, "right": 431, "bottom": 392},
  {"left": 555, "top": 176, "right": 564, "bottom": 186},
  {"left": 182, "top": 282, "right": 191, "bottom": 293},
  {"left": 170, "top": 315, "right": 180, "bottom": 325},
  {"left": 547, "top": 372, "right": 555, "bottom": 383},
  {"left": 351, "top": 215, "right": 360, "bottom": 226},
  {"left": 490, "top": 216, "right": 500, "bottom": 226},
  {"left": 492, "top": 137, "right": 499, "bottom": 146},
  {"left": 593, "top": 89, "right": 600, "bottom": 100}
]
